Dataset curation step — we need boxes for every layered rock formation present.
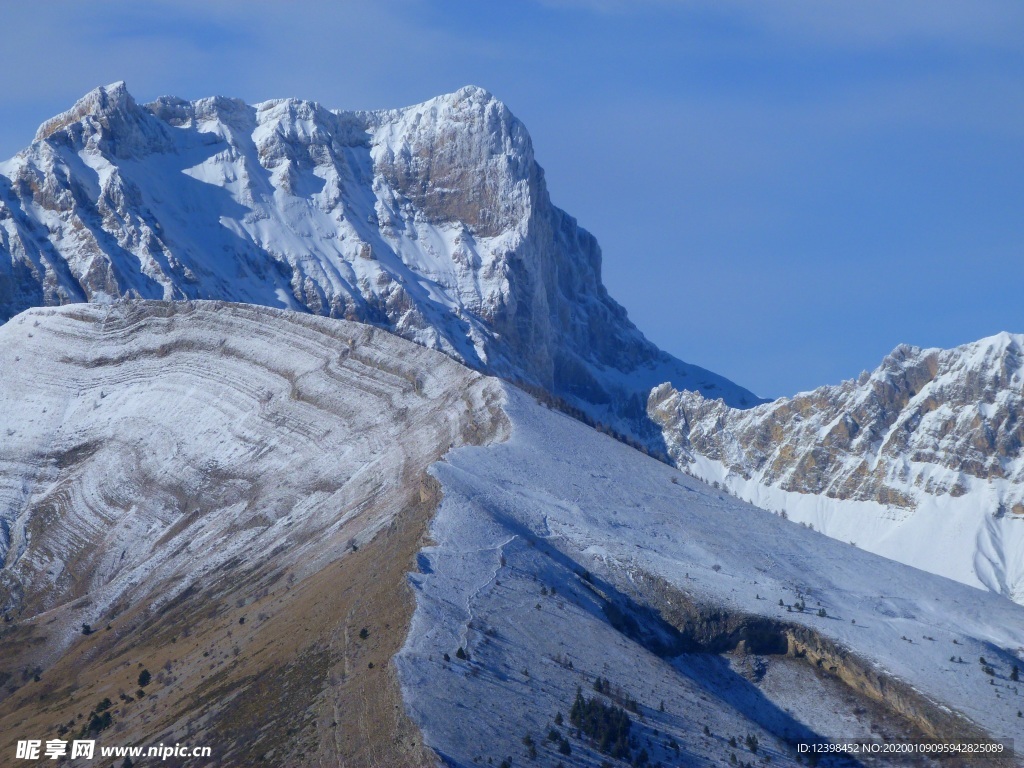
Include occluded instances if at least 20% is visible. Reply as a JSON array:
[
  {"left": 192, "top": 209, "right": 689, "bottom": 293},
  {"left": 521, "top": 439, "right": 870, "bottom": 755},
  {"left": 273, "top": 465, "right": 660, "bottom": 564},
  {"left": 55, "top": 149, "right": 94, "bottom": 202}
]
[
  {"left": 0, "top": 300, "right": 505, "bottom": 765},
  {"left": 650, "top": 333, "right": 1024, "bottom": 602}
]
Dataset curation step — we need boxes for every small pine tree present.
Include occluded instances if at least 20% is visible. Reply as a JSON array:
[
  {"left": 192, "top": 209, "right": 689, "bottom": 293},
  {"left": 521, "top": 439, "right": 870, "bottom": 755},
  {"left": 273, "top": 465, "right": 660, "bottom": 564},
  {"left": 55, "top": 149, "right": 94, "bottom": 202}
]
[
  {"left": 1011, "top": 665, "right": 1019, "bottom": 682},
  {"left": 526, "top": 743, "right": 537, "bottom": 760},
  {"left": 456, "top": 647, "right": 468, "bottom": 660},
  {"left": 554, "top": 712, "right": 563, "bottom": 726},
  {"left": 137, "top": 669, "right": 151, "bottom": 687},
  {"left": 745, "top": 734, "right": 759, "bottom": 754},
  {"left": 87, "top": 710, "right": 113, "bottom": 734}
]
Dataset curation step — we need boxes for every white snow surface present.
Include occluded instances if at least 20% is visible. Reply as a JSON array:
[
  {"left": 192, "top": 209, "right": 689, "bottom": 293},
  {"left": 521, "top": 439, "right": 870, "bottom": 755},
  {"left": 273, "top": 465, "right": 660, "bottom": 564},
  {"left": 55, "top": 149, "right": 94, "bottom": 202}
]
[{"left": 400, "top": 385, "right": 1024, "bottom": 767}]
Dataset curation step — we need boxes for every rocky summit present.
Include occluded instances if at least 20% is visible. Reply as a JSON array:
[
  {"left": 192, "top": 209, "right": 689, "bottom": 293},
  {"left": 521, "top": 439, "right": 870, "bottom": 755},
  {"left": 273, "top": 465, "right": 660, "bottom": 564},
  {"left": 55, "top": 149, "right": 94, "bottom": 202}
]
[{"left": 0, "top": 82, "right": 759, "bottom": 443}]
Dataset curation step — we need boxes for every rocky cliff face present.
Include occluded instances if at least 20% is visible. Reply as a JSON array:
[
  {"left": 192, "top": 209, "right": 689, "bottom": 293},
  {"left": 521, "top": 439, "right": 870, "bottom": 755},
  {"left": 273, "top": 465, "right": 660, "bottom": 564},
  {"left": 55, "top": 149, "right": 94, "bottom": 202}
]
[
  {"left": 0, "top": 82, "right": 759, "bottom": 437},
  {"left": 649, "top": 333, "right": 1024, "bottom": 602}
]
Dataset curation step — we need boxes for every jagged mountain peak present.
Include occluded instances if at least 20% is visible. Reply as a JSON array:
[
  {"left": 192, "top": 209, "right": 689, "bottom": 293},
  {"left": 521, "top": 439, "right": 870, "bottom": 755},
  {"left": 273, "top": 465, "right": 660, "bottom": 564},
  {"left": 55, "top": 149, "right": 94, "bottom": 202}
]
[
  {"left": 32, "top": 81, "right": 173, "bottom": 159},
  {"left": 874, "top": 332, "right": 1023, "bottom": 379},
  {"left": 367, "top": 85, "right": 504, "bottom": 121},
  {"left": 1, "top": 84, "right": 761, "bottom": 444},
  {"left": 955, "top": 331, "right": 1024, "bottom": 379},
  {"left": 34, "top": 81, "right": 133, "bottom": 142}
]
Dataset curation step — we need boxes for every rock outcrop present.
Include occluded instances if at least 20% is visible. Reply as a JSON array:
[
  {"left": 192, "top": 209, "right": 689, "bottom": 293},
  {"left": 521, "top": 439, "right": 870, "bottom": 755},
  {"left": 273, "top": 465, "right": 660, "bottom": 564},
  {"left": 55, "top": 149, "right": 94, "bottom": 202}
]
[{"left": 650, "top": 333, "right": 1024, "bottom": 602}]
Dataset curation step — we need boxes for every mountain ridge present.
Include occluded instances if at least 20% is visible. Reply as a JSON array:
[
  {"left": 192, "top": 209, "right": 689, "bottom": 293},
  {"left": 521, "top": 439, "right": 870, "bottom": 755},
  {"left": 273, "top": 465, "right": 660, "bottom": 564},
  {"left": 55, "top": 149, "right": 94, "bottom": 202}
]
[
  {"left": 0, "top": 82, "right": 762, "bottom": 446},
  {"left": 650, "top": 331, "right": 1024, "bottom": 603}
]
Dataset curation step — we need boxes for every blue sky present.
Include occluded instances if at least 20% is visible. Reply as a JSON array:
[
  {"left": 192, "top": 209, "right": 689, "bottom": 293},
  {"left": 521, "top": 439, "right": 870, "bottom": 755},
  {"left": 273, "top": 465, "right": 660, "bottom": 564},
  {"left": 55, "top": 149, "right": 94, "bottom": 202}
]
[{"left": 1, "top": 1, "right": 1022, "bottom": 397}]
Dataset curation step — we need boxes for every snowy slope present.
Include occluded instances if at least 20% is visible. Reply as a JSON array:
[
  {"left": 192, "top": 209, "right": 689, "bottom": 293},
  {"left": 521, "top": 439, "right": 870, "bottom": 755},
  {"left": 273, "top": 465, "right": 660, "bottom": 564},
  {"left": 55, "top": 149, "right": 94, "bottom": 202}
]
[
  {"left": 0, "top": 82, "right": 760, "bottom": 441},
  {"left": 0, "top": 300, "right": 513, "bottom": 766},
  {"left": 0, "top": 300, "right": 500, "bottom": 629},
  {"left": 1, "top": 302, "right": 1021, "bottom": 767},
  {"left": 649, "top": 335, "right": 1024, "bottom": 605},
  {"left": 399, "top": 386, "right": 1024, "bottom": 767}
]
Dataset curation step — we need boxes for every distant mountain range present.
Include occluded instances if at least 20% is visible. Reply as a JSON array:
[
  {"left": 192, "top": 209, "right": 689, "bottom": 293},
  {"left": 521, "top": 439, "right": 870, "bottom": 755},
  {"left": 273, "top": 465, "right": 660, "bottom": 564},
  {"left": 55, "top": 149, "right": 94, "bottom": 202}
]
[{"left": 651, "top": 333, "right": 1024, "bottom": 603}]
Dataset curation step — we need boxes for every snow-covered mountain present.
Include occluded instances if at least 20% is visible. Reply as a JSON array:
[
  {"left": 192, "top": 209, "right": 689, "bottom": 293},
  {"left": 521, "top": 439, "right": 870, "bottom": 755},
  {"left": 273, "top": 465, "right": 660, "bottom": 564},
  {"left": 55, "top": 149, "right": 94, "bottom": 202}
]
[
  {"left": 650, "top": 334, "right": 1024, "bottom": 604},
  {"left": 0, "top": 82, "right": 759, "bottom": 439},
  {"left": 1, "top": 303, "right": 1021, "bottom": 767}
]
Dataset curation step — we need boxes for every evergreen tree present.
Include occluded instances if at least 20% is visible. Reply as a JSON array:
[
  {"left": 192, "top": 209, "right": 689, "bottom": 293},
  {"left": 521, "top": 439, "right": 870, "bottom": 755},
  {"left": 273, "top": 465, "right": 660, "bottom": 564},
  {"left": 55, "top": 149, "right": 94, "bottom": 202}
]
[
  {"left": 570, "top": 690, "right": 632, "bottom": 759},
  {"left": 745, "top": 734, "right": 759, "bottom": 754}
]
